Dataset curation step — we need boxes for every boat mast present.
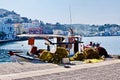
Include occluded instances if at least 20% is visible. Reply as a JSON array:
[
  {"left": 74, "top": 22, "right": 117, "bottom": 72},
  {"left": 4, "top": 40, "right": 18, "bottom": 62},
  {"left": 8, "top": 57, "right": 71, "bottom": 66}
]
[
  {"left": 68, "top": 5, "right": 74, "bottom": 36},
  {"left": 69, "top": 5, "right": 72, "bottom": 25}
]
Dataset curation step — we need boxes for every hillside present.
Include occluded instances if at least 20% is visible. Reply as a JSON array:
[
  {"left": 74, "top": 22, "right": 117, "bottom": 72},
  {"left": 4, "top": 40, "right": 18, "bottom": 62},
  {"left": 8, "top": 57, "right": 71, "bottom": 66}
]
[
  {"left": 0, "top": 8, "right": 31, "bottom": 23},
  {"left": 0, "top": 8, "right": 120, "bottom": 36}
]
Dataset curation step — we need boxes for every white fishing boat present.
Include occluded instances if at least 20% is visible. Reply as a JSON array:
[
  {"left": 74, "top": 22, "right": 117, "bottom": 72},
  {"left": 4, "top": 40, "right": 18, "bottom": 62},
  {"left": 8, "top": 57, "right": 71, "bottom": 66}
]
[{"left": 11, "top": 33, "right": 83, "bottom": 60}]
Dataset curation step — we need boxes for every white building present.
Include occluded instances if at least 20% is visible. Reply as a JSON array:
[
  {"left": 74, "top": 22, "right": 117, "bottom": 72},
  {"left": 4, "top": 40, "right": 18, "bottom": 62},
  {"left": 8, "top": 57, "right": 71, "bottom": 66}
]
[
  {"left": 14, "top": 23, "right": 23, "bottom": 35},
  {"left": 53, "top": 29, "right": 64, "bottom": 35},
  {"left": 0, "top": 23, "right": 15, "bottom": 40},
  {"left": 22, "top": 21, "right": 40, "bottom": 34}
]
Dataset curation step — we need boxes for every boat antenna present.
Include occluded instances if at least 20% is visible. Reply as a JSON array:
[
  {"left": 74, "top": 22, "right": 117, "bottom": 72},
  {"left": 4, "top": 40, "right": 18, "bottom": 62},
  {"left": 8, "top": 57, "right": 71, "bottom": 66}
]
[
  {"left": 69, "top": 5, "right": 72, "bottom": 24},
  {"left": 68, "top": 5, "right": 74, "bottom": 35}
]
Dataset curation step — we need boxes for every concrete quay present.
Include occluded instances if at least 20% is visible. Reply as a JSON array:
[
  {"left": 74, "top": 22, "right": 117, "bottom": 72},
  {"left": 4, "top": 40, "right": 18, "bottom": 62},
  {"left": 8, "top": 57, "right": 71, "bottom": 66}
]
[{"left": 0, "top": 58, "right": 120, "bottom": 80}]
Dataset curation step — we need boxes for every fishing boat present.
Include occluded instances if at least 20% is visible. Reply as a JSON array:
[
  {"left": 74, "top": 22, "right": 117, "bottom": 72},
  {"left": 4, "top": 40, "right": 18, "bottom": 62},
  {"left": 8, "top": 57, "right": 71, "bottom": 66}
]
[{"left": 9, "top": 33, "right": 83, "bottom": 60}]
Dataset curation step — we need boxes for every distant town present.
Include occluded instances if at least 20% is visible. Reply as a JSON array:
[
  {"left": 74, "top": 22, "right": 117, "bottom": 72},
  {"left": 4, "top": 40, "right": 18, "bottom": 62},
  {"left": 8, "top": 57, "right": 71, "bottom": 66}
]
[{"left": 0, "top": 8, "right": 120, "bottom": 41}]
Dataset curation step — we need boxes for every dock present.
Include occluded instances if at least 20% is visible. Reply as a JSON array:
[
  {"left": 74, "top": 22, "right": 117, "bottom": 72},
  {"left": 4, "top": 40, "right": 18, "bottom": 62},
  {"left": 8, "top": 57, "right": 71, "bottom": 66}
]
[{"left": 0, "top": 57, "right": 120, "bottom": 80}]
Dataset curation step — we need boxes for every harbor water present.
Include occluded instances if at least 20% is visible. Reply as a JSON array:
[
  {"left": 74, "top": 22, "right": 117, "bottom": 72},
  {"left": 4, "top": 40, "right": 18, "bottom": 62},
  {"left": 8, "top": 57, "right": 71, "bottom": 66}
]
[
  {"left": 0, "top": 36, "right": 120, "bottom": 62},
  {"left": 82, "top": 36, "right": 120, "bottom": 55}
]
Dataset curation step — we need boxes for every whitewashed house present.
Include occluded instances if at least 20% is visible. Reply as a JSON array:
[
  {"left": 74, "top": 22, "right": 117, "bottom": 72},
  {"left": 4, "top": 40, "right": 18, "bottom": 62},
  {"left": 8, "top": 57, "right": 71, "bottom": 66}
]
[
  {"left": 14, "top": 23, "right": 23, "bottom": 35},
  {"left": 0, "top": 23, "right": 15, "bottom": 40},
  {"left": 53, "top": 29, "right": 64, "bottom": 35},
  {"left": 22, "top": 20, "right": 40, "bottom": 34}
]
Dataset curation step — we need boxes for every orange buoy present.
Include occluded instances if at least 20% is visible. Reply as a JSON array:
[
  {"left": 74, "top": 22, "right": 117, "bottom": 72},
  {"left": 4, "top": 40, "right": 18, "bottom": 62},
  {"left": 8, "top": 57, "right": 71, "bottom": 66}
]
[{"left": 28, "top": 37, "right": 35, "bottom": 45}]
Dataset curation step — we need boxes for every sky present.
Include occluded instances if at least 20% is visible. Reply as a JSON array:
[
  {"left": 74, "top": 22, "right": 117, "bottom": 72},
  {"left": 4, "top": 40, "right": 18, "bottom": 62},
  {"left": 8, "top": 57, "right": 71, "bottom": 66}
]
[{"left": 0, "top": 0, "right": 120, "bottom": 25}]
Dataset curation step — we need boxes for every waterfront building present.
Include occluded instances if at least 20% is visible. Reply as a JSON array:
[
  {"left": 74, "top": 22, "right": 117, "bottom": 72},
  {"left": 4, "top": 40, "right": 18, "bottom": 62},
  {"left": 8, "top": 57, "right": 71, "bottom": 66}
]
[
  {"left": 0, "top": 23, "right": 15, "bottom": 40},
  {"left": 14, "top": 23, "right": 24, "bottom": 35},
  {"left": 32, "top": 19, "right": 40, "bottom": 27},
  {"left": 22, "top": 23, "right": 33, "bottom": 34},
  {"left": 22, "top": 21, "right": 40, "bottom": 34},
  {"left": 29, "top": 27, "right": 43, "bottom": 34},
  {"left": 53, "top": 29, "right": 64, "bottom": 35}
]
